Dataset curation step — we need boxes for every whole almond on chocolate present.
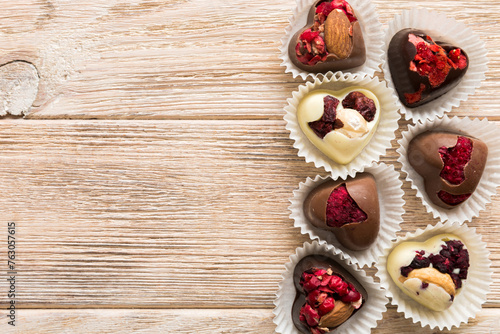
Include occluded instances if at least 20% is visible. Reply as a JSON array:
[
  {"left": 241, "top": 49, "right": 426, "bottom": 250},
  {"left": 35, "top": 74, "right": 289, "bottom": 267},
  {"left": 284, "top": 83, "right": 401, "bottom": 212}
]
[
  {"left": 288, "top": 0, "right": 366, "bottom": 73},
  {"left": 324, "top": 9, "right": 353, "bottom": 59}
]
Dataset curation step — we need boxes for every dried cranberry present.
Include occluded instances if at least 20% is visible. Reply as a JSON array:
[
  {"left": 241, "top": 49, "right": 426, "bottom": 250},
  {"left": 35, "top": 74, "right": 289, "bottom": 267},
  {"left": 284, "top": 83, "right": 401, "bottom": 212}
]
[
  {"left": 341, "top": 91, "right": 377, "bottom": 122},
  {"left": 308, "top": 95, "right": 343, "bottom": 139},
  {"left": 439, "top": 136, "right": 473, "bottom": 185},
  {"left": 400, "top": 266, "right": 413, "bottom": 277},
  {"left": 317, "top": 297, "right": 335, "bottom": 316},
  {"left": 328, "top": 275, "right": 349, "bottom": 296},
  {"left": 325, "top": 184, "right": 367, "bottom": 228},
  {"left": 341, "top": 289, "right": 360, "bottom": 303},
  {"left": 301, "top": 304, "right": 320, "bottom": 327}
]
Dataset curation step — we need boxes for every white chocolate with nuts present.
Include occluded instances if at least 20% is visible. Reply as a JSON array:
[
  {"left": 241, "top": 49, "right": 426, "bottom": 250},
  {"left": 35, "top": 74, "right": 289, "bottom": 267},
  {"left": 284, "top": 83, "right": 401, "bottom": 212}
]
[
  {"left": 387, "top": 234, "right": 468, "bottom": 311},
  {"left": 297, "top": 87, "right": 380, "bottom": 165}
]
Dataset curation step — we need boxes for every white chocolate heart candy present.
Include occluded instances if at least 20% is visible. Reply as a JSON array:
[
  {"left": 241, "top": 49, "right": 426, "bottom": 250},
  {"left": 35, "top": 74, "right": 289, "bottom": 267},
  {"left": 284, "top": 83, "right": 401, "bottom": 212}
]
[
  {"left": 297, "top": 87, "right": 380, "bottom": 165},
  {"left": 387, "top": 234, "right": 468, "bottom": 311}
]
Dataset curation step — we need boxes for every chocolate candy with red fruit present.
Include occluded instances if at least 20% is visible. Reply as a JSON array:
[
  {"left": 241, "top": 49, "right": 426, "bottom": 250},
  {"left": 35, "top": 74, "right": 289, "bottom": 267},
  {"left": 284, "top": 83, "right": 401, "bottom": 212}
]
[
  {"left": 303, "top": 173, "right": 380, "bottom": 250},
  {"left": 388, "top": 29, "right": 468, "bottom": 108},
  {"left": 289, "top": 0, "right": 366, "bottom": 73},
  {"left": 408, "top": 131, "right": 487, "bottom": 209},
  {"left": 292, "top": 255, "right": 367, "bottom": 334}
]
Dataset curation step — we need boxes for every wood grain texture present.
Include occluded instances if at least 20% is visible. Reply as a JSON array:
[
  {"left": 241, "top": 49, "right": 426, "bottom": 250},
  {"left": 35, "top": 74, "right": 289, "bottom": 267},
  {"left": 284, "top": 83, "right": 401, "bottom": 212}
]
[
  {"left": 0, "top": 120, "right": 498, "bottom": 310},
  {"left": 0, "top": 0, "right": 499, "bottom": 333},
  {"left": 0, "top": 308, "right": 499, "bottom": 333},
  {"left": 0, "top": 0, "right": 498, "bottom": 120}
]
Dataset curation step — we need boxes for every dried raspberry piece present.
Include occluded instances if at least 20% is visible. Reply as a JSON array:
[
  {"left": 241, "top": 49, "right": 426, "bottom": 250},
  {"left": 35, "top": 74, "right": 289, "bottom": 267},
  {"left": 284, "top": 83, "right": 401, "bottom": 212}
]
[
  {"left": 437, "top": 191, "right": 471, "bottom": 206},
  {"left": 325, "top": 184, "right": 367, "bottom": 228},
  {"left": 341, "top": 91, "right": 377, "bottom": 121},
  {"left": 439, "top": 136, "right": 473, "bottom": 185},
  {"left": 308, "top": 95, "right": 344, "bottom": 138}
]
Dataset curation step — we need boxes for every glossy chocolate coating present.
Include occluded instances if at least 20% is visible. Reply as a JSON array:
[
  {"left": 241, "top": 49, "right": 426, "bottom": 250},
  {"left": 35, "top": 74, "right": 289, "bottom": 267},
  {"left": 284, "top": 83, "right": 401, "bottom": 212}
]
[
  {"left": 288, "top": 0, "right": 366, "bottom": 73},
  {"left": 292, "top": 255, "right": 367, "bottom": 334},
  {"left": 408, "top": 131, "right": 488, "bottom": 209},
  {"left": 303, "top": 174, "right": 380, "bottom": 251},
  {"left": 388, "top": 29, "right": 468, "bottom": 108}
]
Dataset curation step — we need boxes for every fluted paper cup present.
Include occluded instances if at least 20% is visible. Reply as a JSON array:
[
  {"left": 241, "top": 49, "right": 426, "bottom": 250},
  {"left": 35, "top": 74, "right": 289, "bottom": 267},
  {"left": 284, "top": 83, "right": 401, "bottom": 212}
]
[
  {"left": 284, "top": 71, "right": 400, "bottom": 179},
  {"left": 397, "top": 116, "right": 500, "bottom": 223},
  {"left": 375, "top": 221, "right": 492, "bottom": 330},
  {"left": 280, "top": 0, "right": 384, "bottom": 79},
  {"left": 273, "top": 240, "right": 387, "bottom": 334},
  {"left": 382, "top": 8, "right": 488, "bottom": 122},
  {"left": 289, "top": 162, "right": 405, "bottom": 267}
]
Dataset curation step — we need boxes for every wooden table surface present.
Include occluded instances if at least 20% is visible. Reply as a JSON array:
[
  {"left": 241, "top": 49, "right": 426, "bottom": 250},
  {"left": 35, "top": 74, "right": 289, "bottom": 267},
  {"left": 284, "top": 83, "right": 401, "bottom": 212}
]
[{"left": 0, "top": 0, "right": 499, "bottom": 333}]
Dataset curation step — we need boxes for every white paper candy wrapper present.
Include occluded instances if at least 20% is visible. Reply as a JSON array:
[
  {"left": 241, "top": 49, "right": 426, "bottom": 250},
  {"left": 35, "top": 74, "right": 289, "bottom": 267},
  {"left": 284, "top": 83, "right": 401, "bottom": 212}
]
[
  {"left": 289, "top": 162, "right": 404, "bottom": 267},
  {"left": 375, "top": 221, "right": 492, "bottom": 330},
  {"left": 397, "top": 116, "right": 500, "bottom": 223},
  {"left": 273, "top": 241, "right": 387, "bottom": 334},
  {"left": 280, "top": 0, "right": 384, "bottom": 79},
  {"left": 382, "top": 8, "right": 488, "bottom": 122},
  {"left": 284, "top": 72, "right": 400, "bottom": 180}
]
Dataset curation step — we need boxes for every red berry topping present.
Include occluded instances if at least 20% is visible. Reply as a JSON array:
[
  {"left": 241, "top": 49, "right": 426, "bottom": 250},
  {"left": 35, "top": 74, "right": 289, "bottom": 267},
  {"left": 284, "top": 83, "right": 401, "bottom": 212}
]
[
  {"left": 308, "top": 95, "right": 344, "bottom": 139},
  {"left": 295, "top": 0, "right": 357, "bottom": 65},
  {"left": 437, "top": 191, "right": 472, "bottom": 206},
  {"left": 299, "top": 267, "right": 362, "bottom": 333},
  {"left": 325, "top": 184, "right": 367, "bottom": 228},
  {"left": 399, "top": 240, "right": 469, "bottom": 289},
  {"left": 439, "top": 136, "right": 473, "bottom": 185},
  {"left": 341, "top": 91, "right": 377, "bottom": 121}
]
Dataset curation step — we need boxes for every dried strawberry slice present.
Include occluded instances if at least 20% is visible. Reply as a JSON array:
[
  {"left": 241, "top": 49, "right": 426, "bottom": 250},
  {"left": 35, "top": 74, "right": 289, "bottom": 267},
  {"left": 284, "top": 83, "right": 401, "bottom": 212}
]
[{"left": 325, "top": 184, "right": 367, "bottom": 228}]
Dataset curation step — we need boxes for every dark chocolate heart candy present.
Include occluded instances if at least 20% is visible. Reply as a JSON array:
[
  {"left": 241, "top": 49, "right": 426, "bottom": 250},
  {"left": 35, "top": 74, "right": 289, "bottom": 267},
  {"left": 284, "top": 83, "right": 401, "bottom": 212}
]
[
  {"left": 388, "top": 29, "right": 468, "bottom": 108},
  {"left": 408, "top": 131, "right": 488, "bottom": 209},
  {"left": 303, "top": 174, "right": 379, "bottom": 251},
  {"left": 289, "top": 0, "right": 366, "bottom": 73},
  {"left": 292, "top": 255, "right": 367, "bottom": 334}
]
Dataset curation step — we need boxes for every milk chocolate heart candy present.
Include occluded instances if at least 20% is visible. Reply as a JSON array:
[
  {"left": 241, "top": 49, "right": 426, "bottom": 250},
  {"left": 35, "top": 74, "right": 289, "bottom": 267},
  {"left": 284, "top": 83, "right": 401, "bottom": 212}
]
[
  {"left": 408, "top": 131, "right": 488, "bottom": 209},
  {"left": 292, "top": 255, "right": 367, "bottom": 334},
  {"left": 303, "top": 174, "right": 379, "bottom": 251},
  {"left": 388, "top": 29, "right": 468, "bottom": 108},
  {"left": 297, "top": 88, "right": 380, "bottom": 165},
  {"left": 387, "top": 234, "right": 469, "bottom": 311},
  {"left": 289, "top": 0, "right": 366, "bottom": 73}
]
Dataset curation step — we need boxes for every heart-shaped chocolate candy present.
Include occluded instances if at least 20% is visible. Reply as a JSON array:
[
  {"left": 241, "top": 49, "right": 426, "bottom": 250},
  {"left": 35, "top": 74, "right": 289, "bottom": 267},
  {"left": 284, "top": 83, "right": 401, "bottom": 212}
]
[
  {"left": 408, "top": 131, "right": 487, "bottom": 209},
  {"left": 387, "top": 234, "right": 469, "bottom": 311},
  {"left": 297, "top": 88, "right": 380, "bottom": 165},
  {"left": 292, "top": 255, "right": 367, "bottom": 334},
  {"left": 304, "top": 174, "right": 379, "bottom": 251},
  {"left": 289, "top": 0, "right": 366, "bottom": 73},
  {"left": 388, "top": 29, "right": 468, "bottom": 108}
]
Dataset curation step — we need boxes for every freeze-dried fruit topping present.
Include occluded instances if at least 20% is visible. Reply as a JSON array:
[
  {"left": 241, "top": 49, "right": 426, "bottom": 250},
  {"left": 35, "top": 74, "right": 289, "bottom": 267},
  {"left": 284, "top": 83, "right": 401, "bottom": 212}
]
[
  {"left": 341, "top": 91, "right": 377, "bottom": 121},
  {"left": 299, "top": 266, "right": 363, "bottom": 334},
  {"left": 439, "top": 136, "right": 473, "bottom": 185},
  {"left": 295, "top": 0, "right": 357, "bottom": 65},
  {"left": 325, "top": 184, "right": 367, "bottom": 227},
  {"left": 399, "top": 239, "right": 469, "bottom": 289},
  {"left": 308, "top": 95, "right": 344, "bottom": 138}
]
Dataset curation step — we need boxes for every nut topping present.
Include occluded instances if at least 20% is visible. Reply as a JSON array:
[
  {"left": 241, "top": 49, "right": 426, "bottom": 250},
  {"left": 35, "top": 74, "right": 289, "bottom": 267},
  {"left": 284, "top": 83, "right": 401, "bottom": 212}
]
[
  {"left": 406, "top": 267, "right": 456, "bottom": 296},
  {"left": 318, "top": 300, "right": 354, "bottom": 328},
  {"left": 324, "top": 9, "right": 353, "bottom": 59}
]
